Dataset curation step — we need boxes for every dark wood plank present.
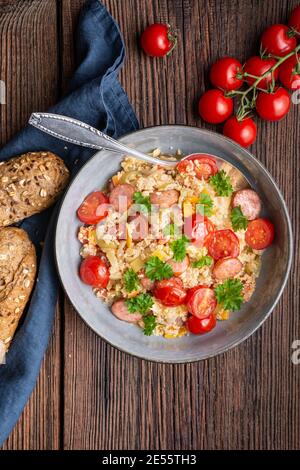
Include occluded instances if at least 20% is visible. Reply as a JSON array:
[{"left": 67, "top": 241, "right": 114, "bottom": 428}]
[
  {"left": 62, "top": 0, "right": 300, "bottom": 450},
  {"left": 0, "top": 0, "right": 61, "bottom": 450}
]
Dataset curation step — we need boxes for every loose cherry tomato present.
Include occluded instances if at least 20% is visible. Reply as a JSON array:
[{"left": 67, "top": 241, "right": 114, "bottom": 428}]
[
  {"left": 79, "top": 256, "right": 110, "bottom": 288},
  {"left": 184, "top": 214, "right": 215, "bottom": 244},
  {"left": 261, "top": 24, "right": 297, "bottom": 57},
  {"left": 187, "top": 314, "right": 216, "bottom": 334},
  {"left": 77, "top": 191, "right": 109, "bottom": 225},
  {"left": 177, "top": 154, "right": 218, "bottom": 179},
  {"left": 244, "top": 56, "right": 278, "bottom": 90},
  {"left": 223, "top": 116, "right": 257, "bottom": 148},
  {"left": 279, "top": 56, "right": 300, "bottom": 90},
  {"left": 210, "top": 57, "right": 243, "bottom": 91},
  {"left": 289, "top": 5, "right": 300, "bottom": 33},
  {"left": 256, "top": 87, "right": 291, "bottom": 121},
  {"left": 245, "top": 218, "right": 274, "bottom": 250},
  {"left": 186, "top": 286, "right": 217, "bottom": 319},
  {"left": 204, "top": 229, "right": 240, "bottom": 260},
  {"left": 140, "top": 24, "right": 177, "bottom": 57},
  {"left": 153, "top": 277, "right": 187, "bottom": 306},
  {"left": 198, "top": 89, "right": 233, "bottom": 124}
]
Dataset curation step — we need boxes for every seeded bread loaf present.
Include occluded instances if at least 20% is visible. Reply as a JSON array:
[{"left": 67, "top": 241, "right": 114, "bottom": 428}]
[
  {"left": 0, "top": 227, "right": 36, "bottom": 363},
  {"left": 0, "top": 151, "right": 69, "bottom": 226}
]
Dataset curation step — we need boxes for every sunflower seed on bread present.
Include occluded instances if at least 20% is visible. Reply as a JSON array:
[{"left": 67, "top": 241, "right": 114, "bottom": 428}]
[
  {"left": 0, "top": 151, "right": 69, "bottom": 226},
  {"left": 0, "top": 227, "right": 36, "bottom": 362}
]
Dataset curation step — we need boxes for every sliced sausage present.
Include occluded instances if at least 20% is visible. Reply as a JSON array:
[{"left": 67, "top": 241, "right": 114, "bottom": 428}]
[
  {"left": 166, "top": 255, "right": 190, "bottom": 276},
  {"left": 111, "top": 299, "right": 142, "bottom": 323},
  {"left": 232, "top": 189, "right": 261, "bottom": 220},
  {"left": 213, "top": 257, "right": 243, "bottom": 280},
  {"left": 139, "top": 274, "right": 155, "bottom": 291},
  {"left": 109, "top": 183, "right": 135, "bottom": 213},
  {"left": 150, "top": 189, "right": 179, "bottom": 208}
]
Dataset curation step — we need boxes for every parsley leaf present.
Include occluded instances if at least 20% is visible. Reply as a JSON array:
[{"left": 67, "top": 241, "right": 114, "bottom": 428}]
[
  {"left": 170, "top": 235, "right": 190, "bottom": 262},
  {"left": 196, "top": 193, "right": 214, "bottom": 216},
  {"left": 124, "top": 268, "right": 140, "bottom": 292},
  {"left": 133, "top": 191, "right": 151, "bottom": 212},
  {"left": 209, "top": 170, "right": 233, "bottom": 197},
  {"left": 231, "top": 206, "right": 248, "bottom": 231},
  {"left": 192, "top": 255, "right": 213, "bottom": 269},
  {"left": 143, "top": 315, "right": 157, "bottom": 336},
  {"left": 144, "top": 256, "right": 173, "bottom": 281},
  {"left": 126, "top": 293, "right": 154, "bottom": 315},
  {"left": 163, "top": 223, "right": 180, "bottom": 237},
  {"left": 214, "top": 279, "right": 244, "bottom": 311}
]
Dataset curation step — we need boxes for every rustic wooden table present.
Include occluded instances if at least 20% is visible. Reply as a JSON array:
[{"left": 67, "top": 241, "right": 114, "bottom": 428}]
[{"left": 0, "top": 0, "right": 299, "bottom": 450}]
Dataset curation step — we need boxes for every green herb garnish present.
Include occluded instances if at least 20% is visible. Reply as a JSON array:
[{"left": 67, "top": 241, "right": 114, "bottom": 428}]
[
  {"left": 133, "top": 191, "right": 151, "bottom": 212},
  {"left": 214, "top": 279, "right": 244, "bottom": 311},
  {"left": 230, "top": 206, "right": 248, "bottom": 231},
  {"left": 163, "top": 223, "right": 180, "bottom": 237},
  {"left": 192, "top": 255, "right": 213, "bottom": 269},
  {"left": 170, "top": 235, "right": 190, "bottom": 262},
  {"left": 196, "top": 192, "right": 214, "bottom": 216},
  {"left": 143, "top": 315, "right": 157, "bottom": 336},
  {"left": 124, "top": 268, "right": 140, "bottom": 292},
  {"left": 209, "top": 170, "right": 233, "bottom": 197},
  {"left": 126, "top": 293, "right": 154, "bottom": 316},
  {"left": 144, "top": 256, "right": 173, "bottom": 281}
]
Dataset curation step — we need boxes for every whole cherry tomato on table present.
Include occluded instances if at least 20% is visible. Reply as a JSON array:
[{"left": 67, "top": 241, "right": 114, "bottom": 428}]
[
  {"left": 244, "top": 56, "right": 278, "bottom": 90},
  {"left": 261, "top": 24, "right": 297, "bottom": 57},
  {"left": 245, "top": 218, "right": 275, "bottom": 250},
  {"left": 289, "top": 5, "right": 300, "bottom": 33},
  {"left": 186, "top": 314, "right": 216, "bottom": 335},
  {"left": 77, "top": 191, "right": 109, "bottom": 224},
  {"left": 198, "top": 89, "right": 233, "bottom": 124},
  {"left": 80, "top": 256, "right": 110, "bottom": 288},
  {"left": 140, "top": 24, "right": 177, "bottom": 57},
  {"left": 209, "top": 57, "right": 243, "bottom": 91},
  {"left": 223, "top": 116, "right": 257, "bottom": 148},
  {"left": 279, "top": 56, "right": 300, "bottom": 90},
  {"left": 256, "top": 87, "right": 291, "bottom": 121}
]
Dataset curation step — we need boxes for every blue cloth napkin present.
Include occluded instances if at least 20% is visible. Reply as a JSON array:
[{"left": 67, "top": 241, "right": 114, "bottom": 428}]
[{"left": 0, "top": 0, "right": 138, "bottom": 446}]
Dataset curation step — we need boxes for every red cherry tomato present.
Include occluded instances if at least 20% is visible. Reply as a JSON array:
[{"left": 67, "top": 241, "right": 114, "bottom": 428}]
[
  {"left": 140, "top": 24, "right": 176, "bottom": 57},
  {"left": 204, "top": 229, "right": 240, "bottom": 260},
  {"left": 261, "top": 24, "right": 297, "bottom": 57},
  {"left": 244, "top": 56, "right": 278, "bottom": 90},
  {"left": 187, "top": 314, "right": 216, "bottom": 335},
  {"left": 184, "top": 214, "right": 215, "bottom": 244},
  {"left": 223, "top": 116, "right": 257, "bottom": 148},
  {"left": 210, "top": 57, "right": 243, "bottom": 91},
  {"left": 177, "top": 154, "right": 218, "bottom": 179},
  {"left": 245, "top": 218, "right": 275, "bottom": 250},
  {"left": 186, "top": 286, "right": 217, "bottom": 319},
  {"left": 153, "top": 277, "right": 187, "bottom": 306},
  {"left": 79, "top": 256, "right": 110, "bottom": 288},
  {"left": 77, "top": 191, "right": 109, "bottom": 225},
  {"left": 198, "top": 89, "right": 233, "bottom": 124},
  {"left": 279, "top": 56, "right": 300, "bottom": 90},
  {"left": 256, "top": 87, "right": 291, "bottom": 121},
  {"left": 289, "top": 5, "right": 300, "bottom": 33}
]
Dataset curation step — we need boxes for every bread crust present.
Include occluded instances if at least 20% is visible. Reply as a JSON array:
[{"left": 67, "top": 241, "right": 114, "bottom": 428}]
[
  {"left": 0, "top": 227, "right": 36, "bottom": 358},
  {"left": 0, "top": 151, "right": 69, "bottom": 226}
]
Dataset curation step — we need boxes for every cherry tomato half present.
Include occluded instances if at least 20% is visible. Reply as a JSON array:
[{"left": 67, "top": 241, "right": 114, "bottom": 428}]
[
  {"left": 279, "top": 56, "right": 300, "bottom": 90},
  {"left": 184, "top": 214, "right": 215, "bottom": 244},
  {"left": 198, "top": 89, "right": 233, "bottom": 124},
  {"left": 210, "top": 57, "right": 243, "bottom": 91},
  {"left": 245, "top": 218, "right": 275, "bottom": 250},
  {"left": 186, "top": 286, "right": 217, "bottom": 319},
  {"left": 244, "top": 56, "right": 278, "bottom": 90},
  {"left": 140, "top": 24, "right": 177, "bottom": 57},
  {"left": 79, "top": 256, "right": 110, "bottom": 288},
  {"left": 177, "top": 154, "right": 218, "bottom": 179},
  {"left": 77, "top": 191, "right": 109, "bottom": 225},
  {"left": 186, "top": 314, "right": 216, "bottom": 334},
  {"left": 256, "top": 87, "right": 291, "bottom": 121},
  {"left": 289, "top": 5, "right": 300, "bottom": 33},
  {"left": 223, "top": 116, "right": 257, "bottom": 148},
  {"left": 153, "top": 277, "right": 187, "bottom": 306},
  {"left": 204, "top": 229, "right": 240, "bottom": 260},
  {"left": 261, "top": 24, "right": 297, "bottom": 57}
]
